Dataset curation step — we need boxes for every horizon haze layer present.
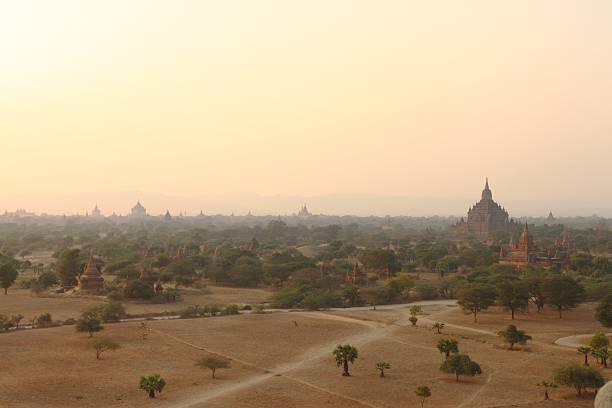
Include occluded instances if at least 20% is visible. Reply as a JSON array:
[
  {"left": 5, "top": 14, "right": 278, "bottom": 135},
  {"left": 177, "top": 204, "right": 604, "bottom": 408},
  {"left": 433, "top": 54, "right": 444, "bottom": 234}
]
[{"left": 2, "top": 187, "right": 610, "bottom": 218}]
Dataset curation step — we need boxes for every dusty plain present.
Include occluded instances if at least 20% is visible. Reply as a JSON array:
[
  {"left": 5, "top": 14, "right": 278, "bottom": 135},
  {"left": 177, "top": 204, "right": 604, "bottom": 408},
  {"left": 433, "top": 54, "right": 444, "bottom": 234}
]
[{"left": 1, "top": 292, "right": 610, "bottom": 408}]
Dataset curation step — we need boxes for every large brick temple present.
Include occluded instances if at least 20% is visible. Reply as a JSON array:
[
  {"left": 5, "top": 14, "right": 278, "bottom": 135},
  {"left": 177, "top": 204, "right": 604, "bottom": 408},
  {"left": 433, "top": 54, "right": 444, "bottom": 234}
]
[{"left": 453, "top": 179, "right": 516, "bottom": 235}]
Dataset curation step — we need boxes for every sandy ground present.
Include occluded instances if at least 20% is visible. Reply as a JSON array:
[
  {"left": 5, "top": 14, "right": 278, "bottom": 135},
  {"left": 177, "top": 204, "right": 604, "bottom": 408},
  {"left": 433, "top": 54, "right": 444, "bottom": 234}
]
[{"left": 1, "top": 301, "right": 609, "bottom": 408}]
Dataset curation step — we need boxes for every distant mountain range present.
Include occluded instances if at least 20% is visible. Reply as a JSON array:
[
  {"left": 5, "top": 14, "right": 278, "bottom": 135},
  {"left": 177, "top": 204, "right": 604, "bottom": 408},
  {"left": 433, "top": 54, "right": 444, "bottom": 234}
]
[{"left": 1, "top": 192, "right": 611, "bottom": 218}]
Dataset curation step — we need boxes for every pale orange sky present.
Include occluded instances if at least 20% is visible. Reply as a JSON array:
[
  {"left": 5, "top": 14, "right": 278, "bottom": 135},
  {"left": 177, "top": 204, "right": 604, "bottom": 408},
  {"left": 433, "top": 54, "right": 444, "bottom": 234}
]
[{"left": 1, "top": 1, "right": 611, "bottom": 214}]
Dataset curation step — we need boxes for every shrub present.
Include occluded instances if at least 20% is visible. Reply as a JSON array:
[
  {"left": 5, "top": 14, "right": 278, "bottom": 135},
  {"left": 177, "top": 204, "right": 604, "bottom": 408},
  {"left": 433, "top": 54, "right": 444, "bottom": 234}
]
[
  {"left": 271, "top": 287, "right": 306, "bottom": 309},
  {"left": 98, "top": 303, "right": 127, "bottom": 323},
  {"left": 595, "top": 295, "right": 612, "bottom": 327},
  {"left": 33, "top": 313, "right": 53, "bottom": 328},
  {"left": 180, "top": 305, "right": 204, "bottom": 318},
  {"left": 300, "top": 291, "right": 342, "bottom": 310},
  {"left": 414, "top": 284, "right": 438, "bottom": 300},
  {"left": 125, "top": 281, "right": 154, "bottom": 300},
  {"left": 553, "top": 363, "right": 604, "bottom": 396},
  {"left": 222, "top": 304, "right": 240, "bottom": 315}
]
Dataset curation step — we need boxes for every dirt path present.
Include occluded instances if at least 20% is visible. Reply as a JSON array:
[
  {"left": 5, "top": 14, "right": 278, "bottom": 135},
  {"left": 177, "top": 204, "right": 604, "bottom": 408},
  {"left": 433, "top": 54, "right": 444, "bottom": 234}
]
[
  {"left": 555, "top": 332, "right": 612, "bottom": 348},
  {"left": 158, "top": 313, "right": 391, "bottom": 408}
]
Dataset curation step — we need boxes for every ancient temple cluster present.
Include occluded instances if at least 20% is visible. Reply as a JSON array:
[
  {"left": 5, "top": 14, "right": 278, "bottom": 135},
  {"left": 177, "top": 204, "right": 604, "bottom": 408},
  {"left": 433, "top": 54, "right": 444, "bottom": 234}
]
[
  {"left": 453, "top": 179, "right": 517, "bottom": 235},
  {"left": 499, "top": 223, "right": 571, "bottom": 268}
]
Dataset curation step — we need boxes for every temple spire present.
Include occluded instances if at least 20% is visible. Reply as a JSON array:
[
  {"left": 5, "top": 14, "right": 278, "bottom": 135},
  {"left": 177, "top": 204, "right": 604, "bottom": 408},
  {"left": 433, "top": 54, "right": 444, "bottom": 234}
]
[{"left": 481, "top": 177, "right": 493, "bottom": 200}]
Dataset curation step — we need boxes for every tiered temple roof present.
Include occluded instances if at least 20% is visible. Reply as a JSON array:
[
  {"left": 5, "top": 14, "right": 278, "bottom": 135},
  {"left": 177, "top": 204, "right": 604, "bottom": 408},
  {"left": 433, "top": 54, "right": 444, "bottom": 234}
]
[
  {"left": 453, "top": 179, "right": 515, "bottom": 235},
  {"left": 77, "top": 255, "right": 104, "bottom": 291}
]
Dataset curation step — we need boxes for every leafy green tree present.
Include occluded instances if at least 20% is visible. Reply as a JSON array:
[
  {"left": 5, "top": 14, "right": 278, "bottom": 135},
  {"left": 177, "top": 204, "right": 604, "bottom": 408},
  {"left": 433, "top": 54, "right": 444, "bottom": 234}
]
[
  {"left": 360, "top": 286, "right": 390, "bottom": 310},
  {"left": 125, "top": 281, "right": 154, "bottom": 300},
  {"left": 496, "top": 281, "right": 529, "bottom": 320},
  {"left": 589, "top": 330, "right": 610, "bottom": 350},
  {"left": 440, "top": 354, "right": 482, "bottom": 382},
  {"left": 300, "top": 291, "right": 342, "bottom": 310},
  {"left": 76, "top": 310, "right": 103, "bottom": 337},
  {"left": 375, "top": 361, "right": 390, "bottom": 377},
  {"left": 435, "top": 259, "right": 449, "bottom": 278},
  {"left": 56, "top": 249, "right": 82, "bottom": 287},
  {"left": 432, "top": 322, "right": 445, "bottom": 334},
  {"left": 595, "top": 295, "right": 612, "bottom": 327},
  {"left": 333, "top": 344, "right": 358, "bottom": 377},
  {"left": 497, "top": 325, "right": 532, "bottom": 350},
  {"left": 414, "top": 385, "right": 431, "bottom": 407},
  {"left": 227, "top": 256, "right": 263, "bottom": 287},
  {"left": 91, "top": 337, "right": 120, "bottom": 360},
  {"left": 0, "top": 262, "right": 18, "bottom": 294},
  {"left": 139, "top": 374, "right": 166, "bottom": 398},
  {"left": 577, "top": 346, "right": 592, "bottom": 366},
  {"left": 553, "top": 364, "right": 604, "bottom": 396},
  {"left": 196, "top": 356, "right": 231, "bottom": 378},
  {"left": 525, "top": 276, "right": 546, "bottom": 312},
  {"left": 536, "top": 380, "right": 557, "bottom": 400},
  {"left": 97, "top": 303, "right": 127, "bottom": 323},
  {"left": 358, "top": 249, "right": 401, "bottom": 274},
  {"left": 436, "top": 339, "right": 459, "bottom": 360},
  {"left": 542, "top": 276, "right": 585, "bottom": 319},
  {"left": 343, "top": 286, "right": 362, "bottom": 307},
  {"left": 457, "top": 283, "right": 497, "bottom": 322},
  {"left": 591, "top": 348, "right": 609, "bottom": 368}
]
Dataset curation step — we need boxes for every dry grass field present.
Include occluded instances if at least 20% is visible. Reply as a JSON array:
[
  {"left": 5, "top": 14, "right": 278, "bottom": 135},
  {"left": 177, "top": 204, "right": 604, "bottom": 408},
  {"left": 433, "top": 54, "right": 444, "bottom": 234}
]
[
  {"left": 1, "top": 285, "right": 271, "bottom": 322},
  {"left": 1, "top": 299, "right": 609, "bottom": 408}
]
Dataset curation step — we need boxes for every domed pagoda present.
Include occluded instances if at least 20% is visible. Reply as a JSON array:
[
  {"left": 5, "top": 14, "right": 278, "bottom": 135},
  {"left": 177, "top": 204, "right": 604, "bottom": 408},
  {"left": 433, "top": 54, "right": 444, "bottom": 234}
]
[
  {"left": 130, "top": 201, "right": 147, "bottom": 218},
  {"left": 453, "top": 179, "right": 515, "bottom": 235},
  {"left": 77, "top": 255, "right": 104, "bottom": 292}
]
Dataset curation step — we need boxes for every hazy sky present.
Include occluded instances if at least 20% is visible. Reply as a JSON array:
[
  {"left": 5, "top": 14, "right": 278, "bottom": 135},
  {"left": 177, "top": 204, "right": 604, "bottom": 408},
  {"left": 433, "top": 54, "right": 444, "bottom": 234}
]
[{"left": 1, "top": 1, "right": 611, "bottom": 214}]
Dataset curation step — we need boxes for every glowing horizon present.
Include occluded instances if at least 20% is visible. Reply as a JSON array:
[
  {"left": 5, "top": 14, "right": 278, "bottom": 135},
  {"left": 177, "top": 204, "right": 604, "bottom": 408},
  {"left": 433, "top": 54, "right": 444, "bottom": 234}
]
[{"left": 1, "top": 1, "right": 612, "bottom": 215}]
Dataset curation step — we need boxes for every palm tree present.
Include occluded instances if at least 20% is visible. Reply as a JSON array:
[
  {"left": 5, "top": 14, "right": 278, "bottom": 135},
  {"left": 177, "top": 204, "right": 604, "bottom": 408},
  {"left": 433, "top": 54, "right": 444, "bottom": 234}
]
[
  {"left": 414, "top": 385, "right": 431, "bottom": 407},
  {"left": 375, "top": 361, "right": 390, "bottom": 377},
  {"left": 536, "top": 380, "right": 557, "bottom": 400},
  {"left": 333, "top": 344, "right": 358, "bottom": 376},
  {"left": 592, "top": 348, "right": 609, "bottom": 368},
  {"left": 432, "top": 322, "right": 445, "bottom": 334},
  {"left": 436, "top": 339, "right": 459, "bottom": 360},
  {"left": 139, "top": 374, "right": 166, "bottom": 399},
  {"left": 577, "top": 346, "right": 591, "bottom": 366}
]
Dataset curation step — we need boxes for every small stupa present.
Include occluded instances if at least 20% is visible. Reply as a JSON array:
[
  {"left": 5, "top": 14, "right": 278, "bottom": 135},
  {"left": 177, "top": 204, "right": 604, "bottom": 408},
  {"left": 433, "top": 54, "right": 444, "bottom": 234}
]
[{"left": 77, "top": 255, "right": 104, "bottom": 292}]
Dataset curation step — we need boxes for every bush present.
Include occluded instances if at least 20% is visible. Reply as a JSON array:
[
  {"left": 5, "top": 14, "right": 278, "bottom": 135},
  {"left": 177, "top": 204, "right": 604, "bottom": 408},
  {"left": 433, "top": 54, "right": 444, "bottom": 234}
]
[
  {"left": 151, "top": 289, "right": 181, "bottom": 304},
  {"left": 300, "top": 291, "right": 342, "bottom": 310},
  {"left": 180, "top": 305, "right": 204, "bottom": 318},
  {"left": 414, "top": 284, "right": 438, "bottom": 300},
  {"left": 125, "top": 281, "right": 154, "bottom": 300},
  {"left": 553, "top": 363, "right": 605, "bottom": 396},
  {"left": 33, "top": 313, "right": 53, "bottom": 328},
  {"left": 271, "top": 287, "right": 306, "bottom": 309},
  {"left": 222, "top": 304, "right": 240, "bottom": 315},
  {"left": 98, "top": 303, "right": 127, "bottom": 323}
]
